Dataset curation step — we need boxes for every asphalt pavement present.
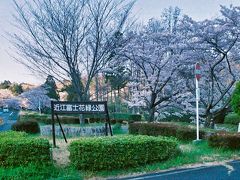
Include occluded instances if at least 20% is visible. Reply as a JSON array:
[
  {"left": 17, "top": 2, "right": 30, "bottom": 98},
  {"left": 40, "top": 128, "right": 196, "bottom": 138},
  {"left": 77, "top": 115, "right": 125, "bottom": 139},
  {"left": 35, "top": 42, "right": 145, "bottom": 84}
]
[
  {"left": 0, "top": 111, "right": 18, "bottom": 131},
  {"left": 114, "top": 160, "right": 240, "bottom": 180}
]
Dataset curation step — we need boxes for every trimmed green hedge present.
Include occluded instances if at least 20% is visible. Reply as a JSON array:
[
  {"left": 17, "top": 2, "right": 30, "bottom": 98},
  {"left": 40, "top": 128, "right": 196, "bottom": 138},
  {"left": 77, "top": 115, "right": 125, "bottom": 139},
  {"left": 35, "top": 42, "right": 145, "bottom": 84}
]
[
  {"left": 208, "top": 132, "right": 240, "bottom": 149},
  {"left": 11, "top": 120, "right": 40, "bottom": 134},
  {"left": 20, "top": 112, "right": 141, "bottom": 125},
  {"left": 69, "top": 135, "right": 179, "bottom": 171},
  {"left": 224, "top": 112, "right": 240, "bottom": 125},
  {"left": 0, "top": 131, "right": 51, "bottom": 167},
  {"left": 129, "top": 123, "right": 206, "bottom": 141}
]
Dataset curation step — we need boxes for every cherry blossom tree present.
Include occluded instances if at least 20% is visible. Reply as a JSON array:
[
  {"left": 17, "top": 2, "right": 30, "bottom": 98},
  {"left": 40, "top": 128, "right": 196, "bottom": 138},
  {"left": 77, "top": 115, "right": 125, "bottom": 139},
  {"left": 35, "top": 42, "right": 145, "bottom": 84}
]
[
  {"left": 19, "top": 87, "right": 51, "bottom": 111},
  {"left": 178, "top": 6, "right": 240, "bottom": 126},
  {"left": 123, "top": 16, "right": 184, "bottom": 121}
]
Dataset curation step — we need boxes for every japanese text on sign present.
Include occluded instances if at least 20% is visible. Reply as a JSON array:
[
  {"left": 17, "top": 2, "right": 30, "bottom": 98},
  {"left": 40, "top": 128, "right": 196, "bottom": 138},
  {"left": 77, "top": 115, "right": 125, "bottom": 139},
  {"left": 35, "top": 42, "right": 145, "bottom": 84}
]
[{"left": 53, "top": 102, "right": 106, "bottom": 113}]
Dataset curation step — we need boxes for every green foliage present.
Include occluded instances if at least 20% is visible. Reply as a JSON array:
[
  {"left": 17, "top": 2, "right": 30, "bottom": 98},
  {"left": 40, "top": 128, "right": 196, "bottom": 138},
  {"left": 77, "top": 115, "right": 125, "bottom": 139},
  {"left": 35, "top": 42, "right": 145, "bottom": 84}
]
[
  {"left": 11, "top": 120, "right": 40, "bottom": 134},
  {"left": 112, "top": 123, "right": 126, "bottom": 134},
  {"left": 0, "top": 164, "right": 82, "bottom": 180},
  {"left": 0, "top": 80, "right": 11, "bottom": 89},
  {"left": 160, "top": 114, "right": 192, "bottom": 123},
  {"left": 43, "top": 75, "right": 59, "bottom": 100},
  {"left": 208, "top": 132, "right": 240, "bottom": 149},
  {"left": 129, "top": 123, "right": 206, "bottom": 141},
  {"left": 224, "top": 112, "right": 240, "bottom": 125},
  {"left": 69, "top": 135, "right": 179, "bottom": 171},
  {"left": 105, "top": 66, "right": 129, "bottom": 91},
  {"left": 0, "top": 131, "right": 50, "bottom": 167},
  {"left": 111, "top": 113, "right": 142, "bottom": 122},
  {"left": 9, "top": 83, "right": 23, "bottom": 95},
  {"left": 61, "top": 82, "right": 83, "bottom": 101},
  {"left": 231, "top": 82, "right": 240, "bottom": 116},
  {"left": 129, "top": 114, "right": 142, "bottom": 122}
]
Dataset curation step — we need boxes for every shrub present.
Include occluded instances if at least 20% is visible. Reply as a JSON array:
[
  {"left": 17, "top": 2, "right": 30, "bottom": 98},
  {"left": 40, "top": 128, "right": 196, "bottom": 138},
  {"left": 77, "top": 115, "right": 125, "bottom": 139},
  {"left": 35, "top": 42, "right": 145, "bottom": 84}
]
[
  {"left": 0, "top": 131, "right": 51, "bottom": 167},
  {"left": 208, "top": 132, "right": 240, "bottom": 149},
  {"left": 129, "top": 114, "right": 142, "bottom": 122},
  {"left": 11, "top": 120, "right": 40, "bottom": 134},
  {"left": 224, "top": 112, "right": 240, "bottom": 125},
  {"left": 110, "top": 113, "right": 129, "bottom": 121},
  {"left": 69, "top": 135, "right": 179, "bottom": 171},
  {"left": 231, "top": 81, "right": 240, "bottom": 116},
  {"left": 129, "top": 123, "right": 205, "bottom": 141}
]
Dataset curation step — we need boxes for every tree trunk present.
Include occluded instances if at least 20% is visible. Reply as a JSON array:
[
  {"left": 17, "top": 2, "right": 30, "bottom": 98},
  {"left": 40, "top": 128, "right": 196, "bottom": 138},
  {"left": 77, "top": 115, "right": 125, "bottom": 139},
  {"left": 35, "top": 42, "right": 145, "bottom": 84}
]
[
  {"left": 114, "top": 90, "right": 117, "bottom": 112},
  {"left": 205, "top": 109, "right": 214, "bottom": 128},
  {"left": 149, "top": 106, "right": 155, "bottom": 122}
]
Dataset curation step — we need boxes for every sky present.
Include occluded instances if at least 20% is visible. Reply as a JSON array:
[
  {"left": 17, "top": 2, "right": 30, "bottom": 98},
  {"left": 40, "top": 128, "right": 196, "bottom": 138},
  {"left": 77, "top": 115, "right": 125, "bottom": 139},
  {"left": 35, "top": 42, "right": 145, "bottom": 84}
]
[{"left": 0, "top": 0, "right": 240, "bottom": 85}]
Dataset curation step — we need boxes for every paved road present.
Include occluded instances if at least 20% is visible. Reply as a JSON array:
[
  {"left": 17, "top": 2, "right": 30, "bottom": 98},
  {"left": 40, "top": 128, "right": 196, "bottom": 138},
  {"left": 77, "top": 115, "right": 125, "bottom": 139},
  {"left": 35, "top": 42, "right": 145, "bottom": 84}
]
[
  {"left": 0, "top": 111, "right": 18, "bottom": 131},
  {"left": 114, "top": 161, "right": 240, "bottom": 180}
]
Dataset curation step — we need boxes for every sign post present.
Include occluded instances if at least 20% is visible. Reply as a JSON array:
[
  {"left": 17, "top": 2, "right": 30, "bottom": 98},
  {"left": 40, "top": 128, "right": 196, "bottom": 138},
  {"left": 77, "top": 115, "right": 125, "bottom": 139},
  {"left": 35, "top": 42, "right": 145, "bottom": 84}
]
[
  {"left": 51, "top": 101, "right": 113, "bottom": 147},
  {"left": 195, "top": 63, "right": 201, "bottom": 141}
]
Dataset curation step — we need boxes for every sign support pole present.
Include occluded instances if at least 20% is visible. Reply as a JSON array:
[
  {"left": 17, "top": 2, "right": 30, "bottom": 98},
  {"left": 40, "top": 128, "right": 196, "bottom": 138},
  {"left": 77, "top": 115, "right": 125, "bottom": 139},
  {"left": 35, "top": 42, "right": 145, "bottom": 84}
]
[
  {"left": 51, "top": 101, "right": 56, "bottom": 148},
  {"left": 196, "top": 78, "right": 200, "bottom": 141},
  {"left": 194, "top": 62, "right": 201, "bottom": 143}
]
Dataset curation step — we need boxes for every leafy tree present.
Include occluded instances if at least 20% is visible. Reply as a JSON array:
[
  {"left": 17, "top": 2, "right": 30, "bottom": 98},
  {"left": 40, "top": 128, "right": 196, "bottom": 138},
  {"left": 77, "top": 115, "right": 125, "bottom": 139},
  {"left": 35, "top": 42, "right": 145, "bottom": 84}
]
[
  {"left": 61, "top": 83, "right": 79, "bottom": 102},
  {"left": 42, "top": 75, "right": 59, "bottom": 100},
  {"left": 9, "top": 83, "right": 23, "bottom": 95},
  {"left": 105, "top": 66, "right": 130, "bottom": 112},
  {"left": 231, "top": 82, "right": 240, "bottom": 116},
  {"left": 0, "top": 80, "right": 11, "bottom": 89}
]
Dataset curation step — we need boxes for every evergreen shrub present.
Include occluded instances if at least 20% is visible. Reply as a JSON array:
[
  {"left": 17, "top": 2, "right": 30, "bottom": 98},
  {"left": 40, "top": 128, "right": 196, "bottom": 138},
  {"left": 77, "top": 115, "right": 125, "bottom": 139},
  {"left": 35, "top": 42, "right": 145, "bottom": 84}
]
[
  {"left": 129, "top": 122, "right": 206, "bottom": 141},
  {"left": 11, "top": 120, "right": 40, "bottom": 134},
  {"left": 0, "top": 131, "right": 50, "bottom": 167},
  {"left": 69, "top": 135, "right": 179, "bottom": 171},
  {"left": 224, "top": 112, "right": 240, "bottom": 125},
  {"left": 208, "top": 131, "right": 240, "bottom": 149}
]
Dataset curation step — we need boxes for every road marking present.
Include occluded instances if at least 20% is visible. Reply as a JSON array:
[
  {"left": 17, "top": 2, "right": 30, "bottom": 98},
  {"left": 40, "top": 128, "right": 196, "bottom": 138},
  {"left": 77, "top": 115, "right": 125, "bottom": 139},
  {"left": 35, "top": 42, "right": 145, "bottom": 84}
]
[
  {"left": 222, "top": 163, "right": 234, "bottom": 175},
  {"left": 125, "top": 166, "right": 216, "bottom": 180},
  {"left": 10, "top": 112, "right": 13, "bottom": 116}
]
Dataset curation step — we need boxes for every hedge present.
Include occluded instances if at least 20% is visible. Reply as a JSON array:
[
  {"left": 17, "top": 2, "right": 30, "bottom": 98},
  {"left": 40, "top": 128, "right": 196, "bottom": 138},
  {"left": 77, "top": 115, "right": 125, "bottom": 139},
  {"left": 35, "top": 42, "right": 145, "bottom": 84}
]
[
  {"left": 224, "top": 112, "right": 240, "bottom": 125},
  {"left": 0, "top": 131, "right": 51, "bottom": 167},
  {"left": 129, "top": 123, "right": 206, "bottom": 141},
  {"left": 208, "top": 132, "right": 240, "bottom": 149},
  {"left": 11, "top": 120, "right": 40, "bottom": 134},
  {"left": 69, "top": 135, "right": 179, "bottom": 171},
  {"left": 20, "top": 112, "right": 141, "bottom": 125}
]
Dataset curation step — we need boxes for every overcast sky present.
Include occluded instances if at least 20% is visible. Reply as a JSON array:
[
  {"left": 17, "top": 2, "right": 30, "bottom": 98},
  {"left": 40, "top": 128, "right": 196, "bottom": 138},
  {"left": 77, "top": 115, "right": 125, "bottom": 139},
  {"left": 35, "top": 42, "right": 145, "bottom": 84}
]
[{"left": 1, "top": 0, "right": 240, "bottom": 85}]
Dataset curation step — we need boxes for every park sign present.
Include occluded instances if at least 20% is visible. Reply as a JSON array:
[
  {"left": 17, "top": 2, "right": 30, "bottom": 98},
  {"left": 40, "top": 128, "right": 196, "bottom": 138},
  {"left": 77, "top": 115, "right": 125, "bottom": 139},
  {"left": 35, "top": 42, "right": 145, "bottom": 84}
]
[
  {"left": 51, "top": 101, "right": 112, "bottom": 147},
  {"left": 52, "top": 101, "right": 107, "bottom": 114}
]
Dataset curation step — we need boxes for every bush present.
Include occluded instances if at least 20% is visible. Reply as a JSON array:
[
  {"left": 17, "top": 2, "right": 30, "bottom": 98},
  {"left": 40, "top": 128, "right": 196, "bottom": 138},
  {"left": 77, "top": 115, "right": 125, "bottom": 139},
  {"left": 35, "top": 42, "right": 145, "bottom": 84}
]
[
  {"left": 129, "top": 123, "right": 206, "bottom": 141},
  {"left": 11, "top": 120, "right": 40, "bottom": 134},
  {"left": 231, "top": 81, "right": 240, "bottom": 116},
  {"left": 69, "top": 135, "right": 179, "bottom": 171},
  {"left": 224, "top": 112, "right": 240, "bottom": 125},
  {"left": 0, "top": 131, "right": 51, "bottom": 167},
  {"left": 208, "top": 132, "right": 240, "bottom": 149},
  {"left": 129, "top": 114, "right": 142, "bottom": 122}
]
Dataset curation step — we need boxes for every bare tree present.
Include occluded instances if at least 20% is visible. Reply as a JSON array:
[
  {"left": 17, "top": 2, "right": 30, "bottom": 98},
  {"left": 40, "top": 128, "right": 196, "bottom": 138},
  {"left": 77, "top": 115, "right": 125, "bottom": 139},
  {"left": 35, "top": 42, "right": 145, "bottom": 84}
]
[{"left": 12, "top": 0, "right": 135, "bottom": 101}]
